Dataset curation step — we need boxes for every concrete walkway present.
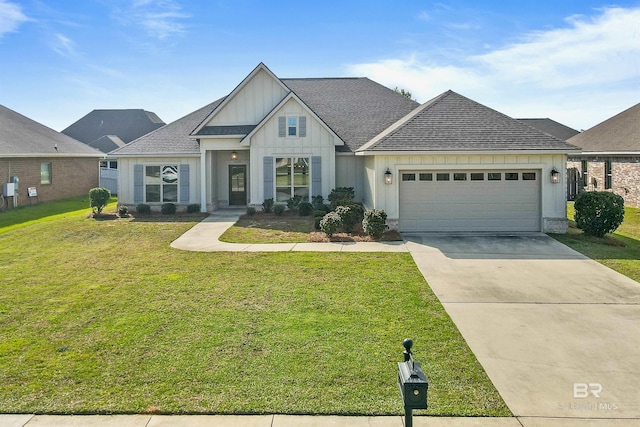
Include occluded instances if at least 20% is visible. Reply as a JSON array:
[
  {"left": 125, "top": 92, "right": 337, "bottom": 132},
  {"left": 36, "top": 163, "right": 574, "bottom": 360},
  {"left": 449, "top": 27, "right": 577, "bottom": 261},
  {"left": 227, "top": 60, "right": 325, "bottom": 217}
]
[{"left": 7, "top": 212, "right": 640, "bottom": 426}]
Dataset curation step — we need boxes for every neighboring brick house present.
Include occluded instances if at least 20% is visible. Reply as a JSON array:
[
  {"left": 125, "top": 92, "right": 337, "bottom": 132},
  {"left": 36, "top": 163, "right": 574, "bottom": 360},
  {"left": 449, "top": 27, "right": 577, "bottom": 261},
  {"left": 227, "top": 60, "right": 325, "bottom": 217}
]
[
  {"left": 0, "top": 105, "right": 103, "bottom": 206},
  {"left": 566, "top": 102, "right": 640, "bottom": 207}
]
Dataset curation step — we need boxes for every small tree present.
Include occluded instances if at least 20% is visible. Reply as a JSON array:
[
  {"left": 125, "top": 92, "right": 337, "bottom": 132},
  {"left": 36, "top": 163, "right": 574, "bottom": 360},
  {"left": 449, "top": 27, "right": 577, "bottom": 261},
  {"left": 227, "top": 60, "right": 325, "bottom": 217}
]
[
  {"left": 89, "top": 187, "right": 110, "bottom": 214},
  {"left": 574, "top": 191, "right": 624, "bottom": 237}
]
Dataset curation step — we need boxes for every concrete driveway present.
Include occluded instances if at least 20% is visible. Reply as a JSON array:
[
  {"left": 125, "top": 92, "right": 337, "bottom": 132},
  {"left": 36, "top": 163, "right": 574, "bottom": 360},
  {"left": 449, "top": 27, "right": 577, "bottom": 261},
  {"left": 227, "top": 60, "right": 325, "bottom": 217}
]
[{"left": 404, "top": 234, "right": 640, "bottom": 423}]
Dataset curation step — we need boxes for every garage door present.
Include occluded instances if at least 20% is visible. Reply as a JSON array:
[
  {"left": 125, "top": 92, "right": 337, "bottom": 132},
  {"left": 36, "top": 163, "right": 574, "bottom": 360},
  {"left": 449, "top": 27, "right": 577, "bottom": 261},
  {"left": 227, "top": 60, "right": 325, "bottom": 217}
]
[{"left": 399, "top": 170, "right": 541, "bottom": 232}]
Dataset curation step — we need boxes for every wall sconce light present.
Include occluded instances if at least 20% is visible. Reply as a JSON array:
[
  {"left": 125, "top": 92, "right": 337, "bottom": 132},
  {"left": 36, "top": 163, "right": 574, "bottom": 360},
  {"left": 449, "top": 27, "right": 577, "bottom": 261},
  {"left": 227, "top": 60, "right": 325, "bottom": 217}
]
[
  {"left": 550, "top": 168, "right": 559, "bottom": 184},
  {"left": 231, "top": 151, "right": 238, "bottom": 160},
  {"left": 384, "top": 168, "right": 393, "bottom": 185}
]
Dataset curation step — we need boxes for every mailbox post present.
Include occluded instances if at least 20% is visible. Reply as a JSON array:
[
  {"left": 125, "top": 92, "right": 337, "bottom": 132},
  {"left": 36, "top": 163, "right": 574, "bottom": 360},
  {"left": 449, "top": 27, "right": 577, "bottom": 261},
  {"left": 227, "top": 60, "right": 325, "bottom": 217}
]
[{"left": 397, "top": 338, "right": 428, "bottom": 427}]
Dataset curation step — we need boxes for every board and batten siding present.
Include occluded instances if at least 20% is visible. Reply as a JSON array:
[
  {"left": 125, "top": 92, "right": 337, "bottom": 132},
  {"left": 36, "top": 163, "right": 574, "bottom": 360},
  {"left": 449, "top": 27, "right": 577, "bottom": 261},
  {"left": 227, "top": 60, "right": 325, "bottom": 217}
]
[
  {"left": 117, "top": 157, "right": 200, "bottom": 207},
  {"left": 248, "top": 98, "right": 336, "bottom": 205},
  {"left": 336, "top": 154, "right": 365, "bottom": 202},
  {"left": 206, "top": 69, "right": 289, "bottom": 127},
  {"left": 366, "top": 153, "right": 568, "bottom": 232}
]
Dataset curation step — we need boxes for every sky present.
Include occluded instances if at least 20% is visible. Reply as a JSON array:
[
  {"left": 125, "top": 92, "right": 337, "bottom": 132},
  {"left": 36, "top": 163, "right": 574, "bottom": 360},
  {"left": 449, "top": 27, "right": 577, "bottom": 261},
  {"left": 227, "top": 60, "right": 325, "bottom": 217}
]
[{"left": 1, "top": 0, "right": 639, "bottom": 133}]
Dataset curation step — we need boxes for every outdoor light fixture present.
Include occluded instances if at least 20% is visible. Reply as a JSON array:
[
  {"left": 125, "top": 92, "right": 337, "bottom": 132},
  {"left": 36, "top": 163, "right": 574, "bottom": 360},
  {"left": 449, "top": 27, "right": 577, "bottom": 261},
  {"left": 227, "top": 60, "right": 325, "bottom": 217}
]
[
  {"left": 231, "top": 151, "right": 238, "bottom": 160},
  {"left": 550, "top": 168, "right": 560, "bottom": 184},
  {"left": 385, "top": 168, "right": 393, "bottom": 184}
]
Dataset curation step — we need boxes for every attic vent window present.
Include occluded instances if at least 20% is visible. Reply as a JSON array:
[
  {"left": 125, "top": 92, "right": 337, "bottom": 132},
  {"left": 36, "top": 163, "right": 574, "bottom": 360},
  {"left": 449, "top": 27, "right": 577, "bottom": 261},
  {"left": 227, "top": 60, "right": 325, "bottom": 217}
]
[{"left": 288, "top": 117, "right": 297, "bottom": 136}]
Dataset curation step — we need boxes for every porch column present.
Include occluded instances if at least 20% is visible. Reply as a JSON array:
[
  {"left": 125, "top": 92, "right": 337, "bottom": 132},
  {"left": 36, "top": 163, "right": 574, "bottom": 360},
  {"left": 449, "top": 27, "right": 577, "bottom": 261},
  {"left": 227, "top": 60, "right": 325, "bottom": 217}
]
[{"left": 200, "top": 150, "right": 207, "bottom": 212}]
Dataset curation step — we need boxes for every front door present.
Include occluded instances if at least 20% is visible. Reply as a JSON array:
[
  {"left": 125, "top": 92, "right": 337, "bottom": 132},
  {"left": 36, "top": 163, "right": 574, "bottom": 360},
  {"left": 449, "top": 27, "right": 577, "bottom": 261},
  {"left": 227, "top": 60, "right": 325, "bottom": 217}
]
[{"left": 229, "top": 165, "right": 247, "bottom": 206}]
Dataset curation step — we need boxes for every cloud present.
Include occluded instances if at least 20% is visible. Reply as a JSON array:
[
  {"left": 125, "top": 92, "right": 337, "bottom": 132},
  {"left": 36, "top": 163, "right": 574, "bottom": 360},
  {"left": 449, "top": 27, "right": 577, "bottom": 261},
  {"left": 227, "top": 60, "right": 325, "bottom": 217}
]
[
  {"left": 116, "top": 0, "right": 189, "bottom": 40},
  {"left": 0, "top": 0, "right": 29, "bottom": 39},
  {"left": 50, "top": 33, "right": 76, "bottom": 57},
  {"left": 348, "top": 7, "right": 640, "bottom": 130}
]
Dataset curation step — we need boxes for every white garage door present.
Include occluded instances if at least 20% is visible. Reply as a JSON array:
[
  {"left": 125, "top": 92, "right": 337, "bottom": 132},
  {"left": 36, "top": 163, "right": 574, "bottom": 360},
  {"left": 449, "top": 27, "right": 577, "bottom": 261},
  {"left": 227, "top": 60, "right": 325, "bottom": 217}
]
[{"left": 399, "top": 170, "right": 541, "bottom": 232}]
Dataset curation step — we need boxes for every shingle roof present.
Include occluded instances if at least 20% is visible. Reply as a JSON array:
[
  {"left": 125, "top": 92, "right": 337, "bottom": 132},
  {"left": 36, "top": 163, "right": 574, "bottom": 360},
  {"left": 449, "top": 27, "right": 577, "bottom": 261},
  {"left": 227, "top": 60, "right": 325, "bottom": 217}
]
[
  {"left": 567, "top": 102, "right": 640, "bottom": 152},
  {"left": 110, "top": 99, "right": 225, "bottom": 155},
  {"left": 282, "top": 78, "right": 420, "bottom": 152},
  {"left": 0, "top": 104, "right": 103, "bottom": 157},
  {"left": 88, "top": 135, "right": 126, "bottom": 153},
  {"left": 196, "top": 125, "right": 257, "bottom": 136},
  {"left": 62, "top": 109, "right": 165, "bottom": 145},
  {"left": 517, "top": 118, "right": 580, "bottom": 142},
  {"left": 359, "top": 91, "right": 578, "bottom": 152}
]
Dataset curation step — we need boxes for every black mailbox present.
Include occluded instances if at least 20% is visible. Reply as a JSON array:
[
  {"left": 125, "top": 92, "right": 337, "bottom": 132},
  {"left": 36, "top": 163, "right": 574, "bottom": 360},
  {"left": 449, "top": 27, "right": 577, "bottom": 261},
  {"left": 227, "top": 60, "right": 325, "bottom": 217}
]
[{"left": 398, "top": 338, "right": 428, "bottom": 417}]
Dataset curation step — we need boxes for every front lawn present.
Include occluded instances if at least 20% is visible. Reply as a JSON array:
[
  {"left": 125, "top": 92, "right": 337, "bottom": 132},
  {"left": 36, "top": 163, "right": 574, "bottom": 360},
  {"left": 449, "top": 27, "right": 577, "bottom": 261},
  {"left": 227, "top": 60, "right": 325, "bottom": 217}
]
[
  {"left": 551, "top": 203, "right": 640, "bottom": 282},
  {"left": 0, "top": 204, "right": 509, "bottom": 416}
]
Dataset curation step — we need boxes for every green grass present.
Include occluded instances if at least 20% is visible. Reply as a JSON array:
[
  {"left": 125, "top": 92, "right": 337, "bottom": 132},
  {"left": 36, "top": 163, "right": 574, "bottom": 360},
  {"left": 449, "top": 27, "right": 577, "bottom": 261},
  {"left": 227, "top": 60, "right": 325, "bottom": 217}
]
[
  {"left": 0, "top": 204, "right": 509, "bottom": 416},
  {"left": 551, "top": 203, "right": 640, "bottom": 282},
  {"left": 0, "top": 195, "right": 117, "bottom": 234},
  {"left": 219, "top": 213, "right": 314, "bottom": 243}
]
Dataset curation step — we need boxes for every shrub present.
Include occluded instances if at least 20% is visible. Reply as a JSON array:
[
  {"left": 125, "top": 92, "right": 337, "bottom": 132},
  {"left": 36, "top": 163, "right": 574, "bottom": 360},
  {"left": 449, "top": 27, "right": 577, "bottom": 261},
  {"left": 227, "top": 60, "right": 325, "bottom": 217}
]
[
  {"left": 314, "top": 203, "right": 331, "bottom": 215},
  {"left": 313, "top": 209, "right": 328, "bottom": 218},
  {"left": 320, "top": 212, "right": 342, "bottom": 237},
  {"left": 328, "top": 187, "right": 355, "bottom": 209},
  {"left": 363, "top": 209, "right": 388, "bottom": 239},
  {"left": 262, "top": 198, "right": 274, "bottom": 213},
  {"left": 246, "top": 206, "right": 256, "bottom": 216},
  {"left": 89, "top": 187, "right": 111, "bottom": 214},
  {"left": 187, "top": 203, "right": 201, "bottom": 213},
  {"left": 137, "top": 204, "right": 151, "bottom": 215},
  {"left": 161, "top": 203, "right": 176, "bottom": 215},
  {"left": 298, "top": 202, "right": 313, "bottom": 216},
  {"left": 335, "top": 203, "right": 364, "bottom": 233},
  {"left": 574, "top": 191, "right": 625, "bottom": 237},
  {"left": 273, "top": 204, "right": 285, "bottom": 215},
  {"left": 311, "top": 195, "right": 324, "bottom": 208},
  {"left": 314, "top": 216, "right": 323, "bottom": 230},
  {"left": 117, "top": 205, "right": 129, "bottom": 217},
  {"left": 287, "top": 195, "right": 302, "bottom": 211}
]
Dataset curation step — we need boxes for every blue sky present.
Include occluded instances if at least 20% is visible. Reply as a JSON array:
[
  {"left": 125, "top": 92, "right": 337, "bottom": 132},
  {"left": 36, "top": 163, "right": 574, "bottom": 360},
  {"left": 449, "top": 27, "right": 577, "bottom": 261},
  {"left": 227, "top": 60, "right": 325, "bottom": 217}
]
[{"left": 1, "top": 0, "right": 639, "bottom": 132}]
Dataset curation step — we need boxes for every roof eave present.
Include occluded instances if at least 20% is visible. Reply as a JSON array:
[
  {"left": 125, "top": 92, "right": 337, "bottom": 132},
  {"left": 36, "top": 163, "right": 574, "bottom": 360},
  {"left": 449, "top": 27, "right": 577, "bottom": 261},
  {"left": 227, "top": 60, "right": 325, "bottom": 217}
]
[
  {"left": 110, "top": 152, "right": 201, "bottom": 158},
  {"left": 0, "top": 152, "right": 105, "bottom": 158},
  {"left": 571, "top": 151, "right": 640, "bottom": 156},
  {"left": 355, "top": 148, "right": 580, "bottom": 156}
]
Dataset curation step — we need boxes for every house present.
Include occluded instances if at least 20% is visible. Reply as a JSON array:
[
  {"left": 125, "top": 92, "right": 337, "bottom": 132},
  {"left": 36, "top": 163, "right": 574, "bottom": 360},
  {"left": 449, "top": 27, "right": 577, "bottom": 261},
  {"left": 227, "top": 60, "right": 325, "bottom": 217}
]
[
  {"left": 63, "top": 109, "right": 165, "bottom": 194},
  {"left": 112, "top": 63, "right": 577, "bottom": 233},
  {"left": 0, "top": 105, "right": 103, "bottom": 205},
  {"left": 566, "top": 102, "right": 640, "bottom": 208},
  {"left": 517, "top": 118, "right": 581, "bottom": 200}
]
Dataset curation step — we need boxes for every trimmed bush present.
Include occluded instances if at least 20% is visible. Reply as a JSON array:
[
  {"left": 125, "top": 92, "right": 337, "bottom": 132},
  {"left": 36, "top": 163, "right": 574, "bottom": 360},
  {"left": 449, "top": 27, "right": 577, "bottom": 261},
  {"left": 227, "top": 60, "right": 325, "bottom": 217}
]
[
  {"left": 328, "top": 187, "right": 355, "bottom": 209},
  {"left": 117, "top": 205, "right": 129, "bottom": 217},
  {"left": 89, "top": 187, "right": 111, "bottom": 214},
  {"left": 311, "top": 195, "right": 324, "bottom": 208},
  {"left": 298, "top": 202, "right": 313, "bottom": 216},
  {"left": 314, "top": 216, "right": 323, "bottom": 230},
  {"left": 246, "top": 206, "right": 256, "bottom": 216},
  {"left": 314, "top": 203, "right": 331, "bottom": 215},
  {"left": 362, "top": 209, "right": 388, "bottom": 239},
  {"left": 187, "top": 203, "right": 201, "bottom": 213},
  {"left": 320, "top": 212, "right": 342, "bottom": 237},
  {"left": 161, "top": 203, "right": 176, "bottom": 215},
  {"left": 287, "top": 195, "right": 302, "bottom": 211},
  {"left": 262, "top": 198, "right": 274, "bottom": 213},
  {"left": 574, "top": 191, "right": 625, "bottom": 237},
  {"left": 137, "top": 204, "right": 151, "bottom": 215},
  {"left": 273, "top": 204, "right": 285, "bottom": 215},
  {"left": 335, "top": 203, "right": 364, "bottom": 233}
]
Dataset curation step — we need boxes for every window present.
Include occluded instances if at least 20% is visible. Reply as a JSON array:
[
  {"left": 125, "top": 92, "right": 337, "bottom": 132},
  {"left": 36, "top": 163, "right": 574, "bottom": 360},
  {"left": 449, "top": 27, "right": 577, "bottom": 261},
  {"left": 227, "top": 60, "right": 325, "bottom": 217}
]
[
  {"left": 522, "top": 172, "right": 536, "bottom": 181},
  {"left": 436, "top": 173, "right": 450, "bottom": 181},
  {"left": 453, "top": 173, "right": 467, "bottom": 181},
  {"left": 488, "top": 172, "right": 502, "bottom": 181},
  {"left": 40, "top": 162, "right": 52, "bottom": 184},
  {"left": 287, "top": 117, "right": 297, "bottom": 136},
  {"left": 605, "top": 161, "right": 612, "bottom": 189},
  {"left": 419, "top": 173, "right": 432, "bottom": 181},
  {"left": 581, "top": 160, "right": 588, "bottom": 188},
  {"left": 275, "top": 157, "right": 309, "bottom": 202},
  {"left": 470, "top": 173, "right": 484, "bottom": 181},
  {"left": 100, "top": 160, "right": 118, "bottom": 169},
  {"left": 505, "top": 172, "right": 519, "bottom": 181},
  {"left": 402, "top": 173, "right": 416, "bottom": 181},
  {"left": 145, "top": 165, "right": 178, "bottom": 203}
]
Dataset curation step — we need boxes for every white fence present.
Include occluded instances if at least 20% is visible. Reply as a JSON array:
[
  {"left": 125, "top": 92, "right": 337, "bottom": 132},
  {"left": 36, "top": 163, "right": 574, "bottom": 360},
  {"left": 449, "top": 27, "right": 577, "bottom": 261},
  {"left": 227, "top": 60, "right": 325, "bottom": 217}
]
[{"left": 100, "top": 168, "right": 118, "bottom": 195}]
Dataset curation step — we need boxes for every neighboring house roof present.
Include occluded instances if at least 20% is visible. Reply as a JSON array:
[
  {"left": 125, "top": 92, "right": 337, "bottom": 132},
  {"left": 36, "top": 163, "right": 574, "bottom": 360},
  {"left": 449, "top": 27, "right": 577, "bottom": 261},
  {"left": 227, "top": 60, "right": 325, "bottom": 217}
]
[
  {"left": 0, "top": 104, "right": 103, "bottom": 157},
  {"left": 567, "top": 102, "right": 640, "bottom": 153},
  {"left": 517, "top": 118, "right": 580, "bottom": 141},
  {"left": 87, "top": 135, "right": 126, "bottom": 153},
  {"left": 282, "top": 77, "right": 419, "bottom": 152},
  {"left": 62, "top": 109, "right": 166, "bottom": 151},
  {"left": 358, "top": 91, "right": 578, "bottom": 153},
  {"left": 110, "top": 99, "right": 225, "bottom": 156}
]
